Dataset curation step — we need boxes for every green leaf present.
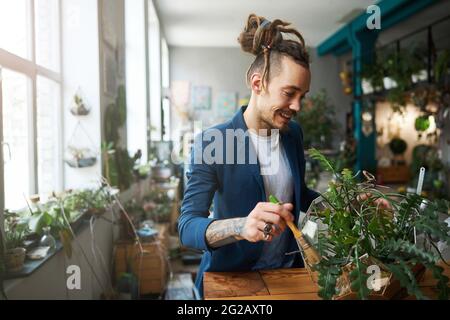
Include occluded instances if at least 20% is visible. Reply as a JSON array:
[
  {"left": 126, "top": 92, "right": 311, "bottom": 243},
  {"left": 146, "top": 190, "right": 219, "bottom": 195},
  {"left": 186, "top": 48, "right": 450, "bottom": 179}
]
[
  {"left": 426, "top": 263, "right": 450, "bottom": 300},
  {"left": 315, "top": 263, "right": 341, "bottom": 300},
  {"left": 384, "top": 239, "right": 437, "bottom": 264},
  {"left": 59, "top": 229, "right": 73, "bottom": 259},
  {"left": 385, "top": 260, "right": 425, "bottom": 300},
  {"left": 349, "top": 249, "right": 370, "bottom": 300},
  {"left": 308, "top": 148, "right": 335, "bottom": 174},
  {"left": 269, "top": 195, "right": 280, "bottom": 204}
]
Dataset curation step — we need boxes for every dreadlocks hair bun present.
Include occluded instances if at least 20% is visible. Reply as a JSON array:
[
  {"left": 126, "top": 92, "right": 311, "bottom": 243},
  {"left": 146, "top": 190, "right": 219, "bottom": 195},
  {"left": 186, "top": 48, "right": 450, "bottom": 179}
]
[{"left": 237, "top": 13, "right": 310, "bottom": 90}]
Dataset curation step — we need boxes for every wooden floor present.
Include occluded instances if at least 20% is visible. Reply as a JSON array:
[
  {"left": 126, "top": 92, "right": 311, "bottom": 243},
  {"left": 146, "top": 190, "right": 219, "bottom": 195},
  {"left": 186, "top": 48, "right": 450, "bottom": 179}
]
[{"left": 204, "top": 262, "right": 450, "bottom": 300}]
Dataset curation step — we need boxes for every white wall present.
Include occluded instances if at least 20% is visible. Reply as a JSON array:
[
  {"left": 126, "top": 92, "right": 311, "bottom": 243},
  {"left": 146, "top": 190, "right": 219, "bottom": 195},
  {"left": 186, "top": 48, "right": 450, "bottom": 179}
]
[
  {"left": 125, "top": 0, "right": 148, "bottom": 162},
  {"left": 169, "top": 46, "right": 348, "bottom": 147},
  {"left": 169, "top": 46, "right": 251, "bottom": 143},
  {"left": 62, "top": 0, "right": 102, "bottom": 189}
]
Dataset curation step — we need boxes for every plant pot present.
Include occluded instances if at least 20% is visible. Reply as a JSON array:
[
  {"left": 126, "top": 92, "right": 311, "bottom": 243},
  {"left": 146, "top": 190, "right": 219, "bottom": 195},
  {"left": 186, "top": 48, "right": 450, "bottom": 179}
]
[
  {"left": 151, "top": 165, "right": 172, "bottom": 182},
  {"left": 383, "top": 77, "right": 398, "bottom": 90},
  {"left": 65, "top": 157, "right": 97, "bottom": 168},
  {"left": 412, "top": 70, "right": 428, "bottom": 83},
  {"left": 5, "top": 247, "right": 26, "bottom": 272},
  {"left": 362, "top": 79, "right": 374, "bottom": 95}
]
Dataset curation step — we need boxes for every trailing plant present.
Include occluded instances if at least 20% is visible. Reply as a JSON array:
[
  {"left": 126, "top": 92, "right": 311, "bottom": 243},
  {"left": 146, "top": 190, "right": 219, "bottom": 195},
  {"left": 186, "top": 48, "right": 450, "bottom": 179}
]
[
  {"left": 362, "top": 59, "right": 385, "bottom": 93},
  {"left": 307, "top": 148, "right": 450, "bottom": 300},
  {"left": 380, "top": 46, "right": 426, "bottom": 113}
]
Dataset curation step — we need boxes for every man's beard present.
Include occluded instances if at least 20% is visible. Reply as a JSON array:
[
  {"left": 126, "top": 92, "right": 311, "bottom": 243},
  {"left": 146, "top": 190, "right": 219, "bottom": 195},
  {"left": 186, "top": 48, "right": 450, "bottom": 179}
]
[{"left": 260, "top": 111, "right": 290, "bottom": 133}]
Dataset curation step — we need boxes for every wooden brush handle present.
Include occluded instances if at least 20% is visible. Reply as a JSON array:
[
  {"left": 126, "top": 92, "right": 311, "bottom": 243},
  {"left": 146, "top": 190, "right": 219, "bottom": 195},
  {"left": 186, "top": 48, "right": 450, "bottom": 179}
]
[{"left": 269, "top": 195, "right": 321, "bottom": 266}]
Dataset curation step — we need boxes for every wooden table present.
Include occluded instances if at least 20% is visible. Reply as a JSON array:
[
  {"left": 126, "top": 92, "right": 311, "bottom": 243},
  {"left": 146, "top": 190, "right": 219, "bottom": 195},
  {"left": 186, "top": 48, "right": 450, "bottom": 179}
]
[{"left": 204, "top": 263, "right": 450, "bottom": 300}]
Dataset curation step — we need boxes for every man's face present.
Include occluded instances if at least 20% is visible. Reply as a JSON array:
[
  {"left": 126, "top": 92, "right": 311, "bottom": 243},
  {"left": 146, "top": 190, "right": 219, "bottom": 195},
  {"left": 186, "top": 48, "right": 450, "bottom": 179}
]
[{"left": 255, "top": 56, "right": 311, "bottom": 131}]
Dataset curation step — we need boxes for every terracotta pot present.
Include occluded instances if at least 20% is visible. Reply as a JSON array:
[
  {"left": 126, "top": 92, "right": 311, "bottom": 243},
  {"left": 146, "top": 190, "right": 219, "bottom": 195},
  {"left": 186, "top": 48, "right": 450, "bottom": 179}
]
[{"left": 5, "top": 247, "right": 26, "bottom": 272}]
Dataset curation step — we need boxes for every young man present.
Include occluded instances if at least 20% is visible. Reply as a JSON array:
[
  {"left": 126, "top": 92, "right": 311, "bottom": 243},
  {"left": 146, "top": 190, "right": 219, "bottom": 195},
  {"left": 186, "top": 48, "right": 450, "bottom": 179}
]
[{"left": 178, "top": 14, "right": 320, "bottom": 298}]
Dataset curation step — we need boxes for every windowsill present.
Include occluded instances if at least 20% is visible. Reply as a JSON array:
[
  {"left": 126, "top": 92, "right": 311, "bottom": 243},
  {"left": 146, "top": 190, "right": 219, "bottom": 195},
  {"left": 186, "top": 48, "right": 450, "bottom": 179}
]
[{"left": 3, "top": 215, "right": 91, "bottom": 280}]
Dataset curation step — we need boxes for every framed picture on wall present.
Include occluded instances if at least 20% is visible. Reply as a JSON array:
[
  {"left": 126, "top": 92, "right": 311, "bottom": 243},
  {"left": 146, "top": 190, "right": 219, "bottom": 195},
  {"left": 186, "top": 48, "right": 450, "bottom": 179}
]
[
  {"left": 191, "top": 85, "right": 212, "bottom": 110},
  {"left": 215, "top": 91, "right": 238, "bottom": 120}
]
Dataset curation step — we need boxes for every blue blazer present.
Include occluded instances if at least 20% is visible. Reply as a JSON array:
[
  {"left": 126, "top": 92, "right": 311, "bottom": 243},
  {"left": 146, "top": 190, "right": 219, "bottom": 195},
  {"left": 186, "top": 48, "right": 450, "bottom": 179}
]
[{"left": 178, "top": 106, "right": 320, "bottom": 298}]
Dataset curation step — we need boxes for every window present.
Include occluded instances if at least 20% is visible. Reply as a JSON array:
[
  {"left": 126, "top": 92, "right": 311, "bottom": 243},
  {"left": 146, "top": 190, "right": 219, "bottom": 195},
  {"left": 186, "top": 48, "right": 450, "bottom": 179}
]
[
  {"left": 0, "top": 0, "right": 30, "bottom": 60},
  {"left": 1, "top": 69, "right": 32, "bottom": 210},
  {"left": 0, "top": 0, "right": 62, "bottom": 212},
  {"left": 161, "top": 38, "right": 170, "bottom": 142},
  {"left": 148, "top": 0, "right": 161, "bottom": 141}
]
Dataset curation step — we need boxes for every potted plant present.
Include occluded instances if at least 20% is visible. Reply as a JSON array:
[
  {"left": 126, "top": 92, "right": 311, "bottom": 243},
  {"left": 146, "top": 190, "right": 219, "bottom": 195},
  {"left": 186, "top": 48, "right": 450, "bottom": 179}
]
[
  {"left": 362, "top": 66, "right": 384, "bottom": 95},
  {"left": 414, "top": 114, "right": 431, "bottom": 139},
  {"left": 388, "top": 137, "right": 408, "bottom": 165},
  {"left": 65, "top": 146, "right": 97, "bottom": 168},
  {"left": 70, "top": 92, "right": 90, "bottom": 116},
  {"left": 3, "top": 211, "right": 29, "bottom": 272},
  {"left": 303, "top": 149, "right": 450, "bottom": 300},
  {"left": 295, "top": 89, "right": 340, "bottom": 150}
]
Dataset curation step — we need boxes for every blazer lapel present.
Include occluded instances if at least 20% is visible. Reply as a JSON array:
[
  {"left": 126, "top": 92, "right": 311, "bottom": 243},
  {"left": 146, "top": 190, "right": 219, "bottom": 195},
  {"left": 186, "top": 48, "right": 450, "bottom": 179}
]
[
  {"left": 232, "top": 106, "right": 266, "bottom": 200},
  {"left": 280, "top": 129, "right": 301, "bottom": 221}
]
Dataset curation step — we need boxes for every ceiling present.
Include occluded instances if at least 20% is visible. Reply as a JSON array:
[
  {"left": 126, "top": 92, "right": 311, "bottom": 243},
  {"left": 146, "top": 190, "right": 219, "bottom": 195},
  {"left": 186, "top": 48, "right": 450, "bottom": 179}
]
[{"left": 154, "top": 0, "right": 378, "bottom": 48}]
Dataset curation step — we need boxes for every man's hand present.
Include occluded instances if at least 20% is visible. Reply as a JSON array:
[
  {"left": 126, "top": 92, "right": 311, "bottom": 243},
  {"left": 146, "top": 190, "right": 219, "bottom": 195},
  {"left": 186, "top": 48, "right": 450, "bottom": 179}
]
[
  {"left": 239, "top": 202, "right": 294, "bottom": 242},
  {"left": 358, "top": 192, "right": 392, "bottom": 210},
  {"left": 205, "top": 202, "right": 295, "bottom": 248}
]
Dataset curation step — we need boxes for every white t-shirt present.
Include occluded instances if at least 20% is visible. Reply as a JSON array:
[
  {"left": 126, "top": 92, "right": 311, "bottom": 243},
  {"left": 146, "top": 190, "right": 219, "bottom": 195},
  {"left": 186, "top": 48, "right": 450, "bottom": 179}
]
[{"left": 248, "top": 130, "right": 294, "bottom": 269}]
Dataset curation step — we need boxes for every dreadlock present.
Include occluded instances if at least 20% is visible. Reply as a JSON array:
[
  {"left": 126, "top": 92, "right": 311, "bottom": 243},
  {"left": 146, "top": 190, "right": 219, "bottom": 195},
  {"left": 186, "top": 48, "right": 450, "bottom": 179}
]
[{"left": 237, "top": 14, "right": 310, "bottom": 91}]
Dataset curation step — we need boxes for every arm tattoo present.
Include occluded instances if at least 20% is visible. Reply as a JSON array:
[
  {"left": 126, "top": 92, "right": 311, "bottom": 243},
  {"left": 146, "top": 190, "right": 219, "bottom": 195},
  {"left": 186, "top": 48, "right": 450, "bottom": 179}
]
[{"left": 206, "top": 218, "right": 246, "bottom": 248}]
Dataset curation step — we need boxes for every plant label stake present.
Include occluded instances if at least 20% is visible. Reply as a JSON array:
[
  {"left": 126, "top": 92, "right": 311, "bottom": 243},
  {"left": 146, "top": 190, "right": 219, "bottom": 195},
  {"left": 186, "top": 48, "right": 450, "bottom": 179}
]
[{"left": 414, "top": 167, "right": 426, "bottom": 244}]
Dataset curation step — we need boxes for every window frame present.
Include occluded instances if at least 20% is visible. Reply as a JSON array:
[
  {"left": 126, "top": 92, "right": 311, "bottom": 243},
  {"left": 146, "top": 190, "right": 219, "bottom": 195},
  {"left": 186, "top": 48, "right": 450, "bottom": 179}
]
[{"left": 0, "top": 0, "right": 63, "bottom": 217}]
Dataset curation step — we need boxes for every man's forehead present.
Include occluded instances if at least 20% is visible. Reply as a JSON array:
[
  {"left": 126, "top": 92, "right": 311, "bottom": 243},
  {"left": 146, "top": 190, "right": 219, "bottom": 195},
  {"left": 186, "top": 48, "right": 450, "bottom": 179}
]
[{"left": 281, "top": 84, "right": 309, "bottom": 92}]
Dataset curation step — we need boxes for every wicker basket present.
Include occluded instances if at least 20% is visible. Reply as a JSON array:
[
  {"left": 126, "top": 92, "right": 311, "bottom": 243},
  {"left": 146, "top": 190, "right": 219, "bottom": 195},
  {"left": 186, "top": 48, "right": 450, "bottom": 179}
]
[{"left": 5, "top": 247, "right": 26, "bottom": 272}]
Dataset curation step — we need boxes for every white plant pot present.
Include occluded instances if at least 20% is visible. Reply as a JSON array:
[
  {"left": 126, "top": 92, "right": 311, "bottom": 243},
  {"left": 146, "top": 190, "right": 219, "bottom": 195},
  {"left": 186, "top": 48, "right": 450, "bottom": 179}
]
[
  {"left": 383, "top": 77, "right": 398, "bottom": 89},
  {"left": 412, "top": 69, "right": 427, "bottom": 83},
  {"left": 362, "top": 79, "right": 374, "bottom": 95}
]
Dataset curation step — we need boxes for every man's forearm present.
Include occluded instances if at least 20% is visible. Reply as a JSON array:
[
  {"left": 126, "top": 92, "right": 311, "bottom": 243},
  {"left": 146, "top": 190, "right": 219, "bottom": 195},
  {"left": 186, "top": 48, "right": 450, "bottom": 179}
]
[{"left": 206, "top": 217, "right": 246, "bottom": 248}]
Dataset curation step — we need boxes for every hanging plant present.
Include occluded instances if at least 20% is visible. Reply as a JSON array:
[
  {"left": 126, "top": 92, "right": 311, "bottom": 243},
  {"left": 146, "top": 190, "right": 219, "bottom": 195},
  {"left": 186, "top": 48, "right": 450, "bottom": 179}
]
[
  {"left": 362, "top": 60, "right": 385, "bottom": 94},
  {"left": 388, "top": 137, "right": 407, "bottom": 155},
  {"left": 295, "top": 89, "right": 340, "bottom": 150},
  {"left": 65, "top": 146, "right": 97, "bottom": 168},
  {"left": 381, "top": 46, "right": 425, "bottom": 113},
  {"left": 70, "top": 88, "right": 90, "bottom": 116},
  {"left": 387, "top": 87, "right": 407, "bottom": 114},
  {"left": 415, "top": 115, "right": 431, "bottom": 134}
]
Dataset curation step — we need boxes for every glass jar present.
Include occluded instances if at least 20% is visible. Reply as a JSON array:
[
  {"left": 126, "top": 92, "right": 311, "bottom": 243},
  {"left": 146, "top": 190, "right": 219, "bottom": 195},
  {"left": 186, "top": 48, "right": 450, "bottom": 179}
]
[{"left": 39, "top": 227, "right": 56, "bottom": 251}]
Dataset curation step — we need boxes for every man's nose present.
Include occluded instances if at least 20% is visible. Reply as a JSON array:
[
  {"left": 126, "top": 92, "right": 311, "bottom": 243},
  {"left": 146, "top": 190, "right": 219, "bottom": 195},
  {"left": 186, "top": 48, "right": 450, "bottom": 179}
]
[{"left": 289, "top": 101, "right": 301, "bottom": 113}]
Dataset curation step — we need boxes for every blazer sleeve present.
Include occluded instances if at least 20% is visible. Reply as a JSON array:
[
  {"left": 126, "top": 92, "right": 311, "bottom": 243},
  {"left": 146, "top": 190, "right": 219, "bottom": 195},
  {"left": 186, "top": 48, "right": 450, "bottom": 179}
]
[{"left": 178, "top": 132, "right": 218, "bottom": 252}]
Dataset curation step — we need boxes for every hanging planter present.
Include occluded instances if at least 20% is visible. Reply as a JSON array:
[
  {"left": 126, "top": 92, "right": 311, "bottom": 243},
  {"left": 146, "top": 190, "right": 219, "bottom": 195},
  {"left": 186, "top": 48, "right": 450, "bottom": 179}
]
[
  {"left": 70, "top": 88, "right": 90, "bottom": 116},
  {"left": 65, "top": 119, "right": 99, "bottom": 169},
  {"left": 65, "top": 146, "right": 97, "bottom": 168}
]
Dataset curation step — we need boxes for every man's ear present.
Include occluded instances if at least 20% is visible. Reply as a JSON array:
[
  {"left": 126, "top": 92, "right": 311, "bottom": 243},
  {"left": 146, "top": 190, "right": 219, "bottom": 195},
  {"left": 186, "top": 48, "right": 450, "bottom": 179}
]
[{"left": 250, "top": 72, "right": 263, "bottom": 94}]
